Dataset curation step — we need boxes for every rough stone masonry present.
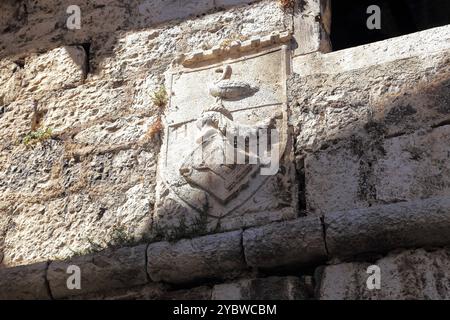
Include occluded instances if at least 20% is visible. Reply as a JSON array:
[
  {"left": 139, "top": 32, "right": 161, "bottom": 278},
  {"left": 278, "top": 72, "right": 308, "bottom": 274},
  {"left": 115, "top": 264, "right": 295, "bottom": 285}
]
[{"left": 0, "top": 0, "right": 449, "bottom": 300}]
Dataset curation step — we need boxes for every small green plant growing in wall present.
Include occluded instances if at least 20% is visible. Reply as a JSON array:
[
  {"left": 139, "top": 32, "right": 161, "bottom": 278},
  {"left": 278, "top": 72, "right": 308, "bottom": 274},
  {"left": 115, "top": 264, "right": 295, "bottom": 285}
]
[
  {"left": 151, "top": 86, "right": 168, "bottom": 109},
  {"left": 22, "top": 127, "right": 53, "bottom": 146}
]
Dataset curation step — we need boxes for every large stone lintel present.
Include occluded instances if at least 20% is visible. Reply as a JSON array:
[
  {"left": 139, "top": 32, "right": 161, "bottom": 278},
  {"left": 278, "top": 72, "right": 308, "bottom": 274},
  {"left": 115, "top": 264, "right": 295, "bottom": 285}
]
[
  {"left": 0, "top": 262, "right": 50, "bottom": 300},
  {"left": 47, "top": 245, "right": 148, "bottom": 299},
  {"left": 326, "top": 196, "right": 450, "bottom": 260},
  {"left": 243, "top": 216, "right": 328, "bottom": 269},
  {"left": 147, "top": 230, "right": 246, "bottom": 284}
]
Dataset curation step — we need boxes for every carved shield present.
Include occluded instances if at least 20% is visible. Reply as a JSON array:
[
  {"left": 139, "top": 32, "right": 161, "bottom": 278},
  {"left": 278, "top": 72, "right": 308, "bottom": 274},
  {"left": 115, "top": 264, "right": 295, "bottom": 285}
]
[{"left": 156, "top": 40, "right": 292, "bottom": 220}]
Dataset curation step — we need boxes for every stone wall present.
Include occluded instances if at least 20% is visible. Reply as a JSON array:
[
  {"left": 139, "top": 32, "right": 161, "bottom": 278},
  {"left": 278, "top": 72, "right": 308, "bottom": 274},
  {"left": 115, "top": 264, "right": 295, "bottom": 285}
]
[
  {"left": 291, "top": 26, "right": 450, "bottom": 215},
  {"left": 1, "top": 0, "right": 450, "bottom": 300},
  {"left": 2, "top": 196, "right": 450, "bottom": 299},
  {"left": 0, "top": 0, "right": 292, "bottom": 267}
]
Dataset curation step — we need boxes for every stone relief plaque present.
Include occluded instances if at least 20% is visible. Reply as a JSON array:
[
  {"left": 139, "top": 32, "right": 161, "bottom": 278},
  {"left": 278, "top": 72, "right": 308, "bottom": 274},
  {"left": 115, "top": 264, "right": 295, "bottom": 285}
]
[{"left": 154, "top": 36, "right": 297, "bottom": 235}]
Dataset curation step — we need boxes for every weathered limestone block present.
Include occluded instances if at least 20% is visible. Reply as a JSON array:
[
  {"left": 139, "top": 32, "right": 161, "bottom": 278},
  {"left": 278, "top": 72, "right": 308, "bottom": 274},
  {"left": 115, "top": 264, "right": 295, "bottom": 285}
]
[
  {"left": 326, "top": 197, "right": 450, "bottom": 260},
  {"left": 304, "top": 144, "right": 364, "bottom": 214},
  {"left": 305, "top": 125, "right": 450, "bottom": 214},
  {"left": 318, "top": 248, "right": 450, "bottom": 300},
  {"left": 72, "top": 116, "right": 156, "bottom": 145},
  {"left": 0, "top": 100, "right": 39, "bottom": 146},
  {"left": 243, "top": 216, "right": 327, "bottom": 269},
  {"left": 41, "top": 83, "right": 135, "bottom": 135},
  {"left": 0, "top": 80, "right": 134, "bottom": 150},
  {"left": 0, "top": 140, "right": 64, "bottom": 197},
  {"left": 135, "top": 0, "right": 277, "bottom": 31},
  {"left": 136, "top": 0, "right": 215, "bottom": 26},
  {"left": 0, "top": 60, "right": 23, "bottom": 106},
  {"left": 0, "top": 47, "right": 86, "bottom": 105},
  {"left": 212, "top": 276, "right": 309, "bottom": 300},
  {"left": 375, "top": 126, "right": 450, "bottom": 203},
  {"left": 0, "top": 262, "right": 50, "bottom": 300},
  {"left": 2, "top": 184, "right": 153, "bottom": 267},
  {"left": 147, "top": 230, "right": 246, "bottom": 284},
  {"left": 0, "top": 1, "right": 128, "bottom": 58},
  {"left": 291, "top": 26, "right": 450, "bottom": 153},
  {"left": 290, "top": 26, "right": 450, "bottom": 214},
  {"left": 47, "top": 245, "right": 148, "bottom": 299},
  {"left": 23, "top": 46, "right": 87, "bottom": 91}
]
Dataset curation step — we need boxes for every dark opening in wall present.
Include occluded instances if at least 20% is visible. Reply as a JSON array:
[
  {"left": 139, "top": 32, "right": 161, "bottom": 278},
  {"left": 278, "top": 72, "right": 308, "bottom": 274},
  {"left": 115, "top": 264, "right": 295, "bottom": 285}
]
[
  {"left": 80, "top": 42, "right": 91, "bottom": 77},
  {"left": 331, "top": 0, "right": 450, "bottom": 51}
]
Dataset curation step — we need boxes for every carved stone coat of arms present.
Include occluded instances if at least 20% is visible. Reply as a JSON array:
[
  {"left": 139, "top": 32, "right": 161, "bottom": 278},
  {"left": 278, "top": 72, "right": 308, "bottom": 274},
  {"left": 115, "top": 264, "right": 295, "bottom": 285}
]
[{"left": 154, "top": 33, "right": 297, "bottom": 234}]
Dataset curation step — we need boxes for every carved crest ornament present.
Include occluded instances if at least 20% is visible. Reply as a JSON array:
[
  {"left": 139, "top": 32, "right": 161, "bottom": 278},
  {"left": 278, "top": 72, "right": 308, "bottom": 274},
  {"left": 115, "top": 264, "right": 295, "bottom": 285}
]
[{"left": 155, "top": 32, "right": 296, "bottom": 230}]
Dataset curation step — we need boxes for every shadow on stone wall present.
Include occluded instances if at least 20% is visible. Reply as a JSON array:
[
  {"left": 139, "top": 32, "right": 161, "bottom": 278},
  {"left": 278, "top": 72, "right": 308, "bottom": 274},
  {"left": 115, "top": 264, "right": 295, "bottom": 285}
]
[
  {"left": 0, "top": 0, "right": 261, "bottom": 74},
  {"left": 290, "top": 51, "right": 450, "bottom": 215}
]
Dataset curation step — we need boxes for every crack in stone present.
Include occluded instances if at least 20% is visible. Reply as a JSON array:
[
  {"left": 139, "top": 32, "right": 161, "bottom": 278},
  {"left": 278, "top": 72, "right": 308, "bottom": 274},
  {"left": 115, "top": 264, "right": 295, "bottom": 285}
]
[
  {"left": 44, "top": 260, "right": 55, "bottom": 300},
  {"left": 144, "top": 242, "right": 151, "bottom": 283},
  {"left": 319, "top": 215, "right": 330, "bottom": 257}
]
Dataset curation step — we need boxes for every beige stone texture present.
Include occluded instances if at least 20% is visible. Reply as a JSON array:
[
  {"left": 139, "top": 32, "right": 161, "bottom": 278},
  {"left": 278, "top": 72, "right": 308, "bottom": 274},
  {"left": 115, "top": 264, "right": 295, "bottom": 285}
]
[{"left": 0, "top": 0, "right": 289, "bottom": 267}]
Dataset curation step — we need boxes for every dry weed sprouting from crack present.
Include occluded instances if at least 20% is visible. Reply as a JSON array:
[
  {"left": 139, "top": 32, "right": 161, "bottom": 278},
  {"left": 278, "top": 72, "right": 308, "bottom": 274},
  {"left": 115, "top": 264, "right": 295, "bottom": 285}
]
[
  {"left": 146, "top": 116, "right": 164, "bottom": 141},
  {"left": 278, "top": 0, "right": 296, "bottom": 10}
]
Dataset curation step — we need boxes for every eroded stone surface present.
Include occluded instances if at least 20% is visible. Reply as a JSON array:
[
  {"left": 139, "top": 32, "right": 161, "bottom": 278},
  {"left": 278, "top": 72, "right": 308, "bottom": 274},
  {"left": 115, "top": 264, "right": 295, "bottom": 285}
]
[
  {"left": 318, "top": 248, "right": 450, "bottom": 300},
  {"left": 375, "top": 126, "right": 450, "bottom": 202},
  {"left": 47, "top": 245, "right": 148, "bottom": 299},
  {"left": 0, "top": 46, "right": 86, "bottom": 106},
  {"left": 290, "top": 26, "right": 450, "bottom": 214},
  {"left": 325, "top": 197, "right": 450, "bottom": 260},
  {"left": 1, "top": 145, "right": 156, "bottom": 266},
  {"left": 212, "top": 276, "right": 309, "bottom": 300},
  {"left": 243, "top": 216, "right": 327, "bottom": 269},
  {"left": 147, "top": 230, "right": 246, "bottom": 284},
  {"left": 0, "top": 262, "right": 50, "bottom": 300}
]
